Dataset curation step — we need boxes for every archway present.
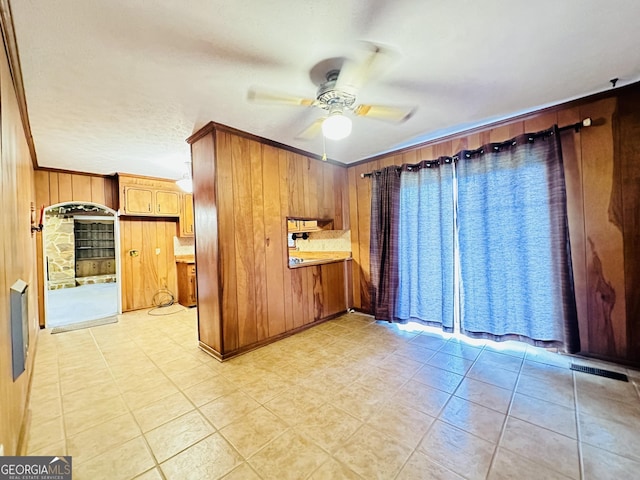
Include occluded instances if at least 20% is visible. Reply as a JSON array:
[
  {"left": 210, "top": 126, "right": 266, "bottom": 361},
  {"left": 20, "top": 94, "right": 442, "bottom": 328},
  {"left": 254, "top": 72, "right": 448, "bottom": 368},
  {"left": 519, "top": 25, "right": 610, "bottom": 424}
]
[{"left": 42, "top": 202, "right": 121, "bottom": 328}]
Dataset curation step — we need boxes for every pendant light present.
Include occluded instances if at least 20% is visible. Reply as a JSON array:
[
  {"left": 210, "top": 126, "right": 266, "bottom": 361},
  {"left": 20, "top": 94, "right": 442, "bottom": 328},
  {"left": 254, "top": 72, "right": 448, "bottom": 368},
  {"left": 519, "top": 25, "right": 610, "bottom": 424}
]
[{"left": 322, "top": 109, "right": 352, "bottom": 140}]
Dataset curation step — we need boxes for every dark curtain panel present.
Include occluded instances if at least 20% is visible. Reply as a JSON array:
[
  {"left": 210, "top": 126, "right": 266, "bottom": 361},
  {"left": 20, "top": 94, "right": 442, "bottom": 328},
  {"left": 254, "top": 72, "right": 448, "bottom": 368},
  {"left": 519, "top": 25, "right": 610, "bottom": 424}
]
[
  {"left": 396, "top": 160, "right": 455, "bottom": 330},
  {"left": 370, "top": 166, "right": 401, "bottom": 321},
  {"left": 456, "top": 128, "right": 580, "bottom": 353}
]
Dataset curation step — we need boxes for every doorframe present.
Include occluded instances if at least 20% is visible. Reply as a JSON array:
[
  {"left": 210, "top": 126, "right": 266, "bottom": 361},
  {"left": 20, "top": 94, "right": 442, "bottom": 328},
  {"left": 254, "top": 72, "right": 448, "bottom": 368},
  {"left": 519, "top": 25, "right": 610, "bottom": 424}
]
[{"left": 42, "top": 202, "right": 122, "bottom": 328}]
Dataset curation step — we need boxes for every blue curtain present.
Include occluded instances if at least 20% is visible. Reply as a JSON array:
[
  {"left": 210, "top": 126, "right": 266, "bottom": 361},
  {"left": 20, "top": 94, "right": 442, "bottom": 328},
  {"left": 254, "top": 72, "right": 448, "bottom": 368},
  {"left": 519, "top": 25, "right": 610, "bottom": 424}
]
[
  {"left": 456, "top": 129, "right": 579, "bottom": 351},
  {"left": 396, "top": 160, "right": 455, "bottom": 331}
]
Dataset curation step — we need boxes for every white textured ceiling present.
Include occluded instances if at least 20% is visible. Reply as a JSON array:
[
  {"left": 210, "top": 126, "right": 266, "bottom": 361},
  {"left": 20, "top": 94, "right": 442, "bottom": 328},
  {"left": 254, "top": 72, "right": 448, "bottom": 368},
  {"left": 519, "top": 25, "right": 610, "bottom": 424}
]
[{"left": 11, "top": 0, "right": 640, "bottom": 180}]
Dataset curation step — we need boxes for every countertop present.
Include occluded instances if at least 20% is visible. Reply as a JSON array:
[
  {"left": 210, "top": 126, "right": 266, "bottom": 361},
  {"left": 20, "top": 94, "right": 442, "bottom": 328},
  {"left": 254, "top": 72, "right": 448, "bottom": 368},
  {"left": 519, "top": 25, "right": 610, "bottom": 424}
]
[{"left": 175, "top": 255, "right": 195, "bottom": 264}]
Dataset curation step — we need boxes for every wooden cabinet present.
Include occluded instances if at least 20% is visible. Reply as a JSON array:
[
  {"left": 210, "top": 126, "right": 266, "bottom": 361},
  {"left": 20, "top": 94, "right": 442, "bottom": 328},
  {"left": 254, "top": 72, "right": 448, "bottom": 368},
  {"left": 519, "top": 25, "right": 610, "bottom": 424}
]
[
  {"left": 76, "top": 259, "right": 115, "bottom": 277},
  {"left": 118, "top": 174, "right": 181, "bottom": 217},
  {"left": 178, "top": 193, "right": 194, "bottom": 237},
  {"left": 177, "top": 262, "right": 197, "bottom": 307},
  {"left": 287, "top": 218, "right": 331, "bottom": 233}
]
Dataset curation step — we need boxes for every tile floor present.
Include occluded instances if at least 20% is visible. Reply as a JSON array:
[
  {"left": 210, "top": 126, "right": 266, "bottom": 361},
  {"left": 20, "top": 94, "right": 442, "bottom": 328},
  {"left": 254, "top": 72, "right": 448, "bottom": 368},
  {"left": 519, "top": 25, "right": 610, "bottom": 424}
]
[{"left": 26, "top": 308, "right": 640, "bottom": 479}]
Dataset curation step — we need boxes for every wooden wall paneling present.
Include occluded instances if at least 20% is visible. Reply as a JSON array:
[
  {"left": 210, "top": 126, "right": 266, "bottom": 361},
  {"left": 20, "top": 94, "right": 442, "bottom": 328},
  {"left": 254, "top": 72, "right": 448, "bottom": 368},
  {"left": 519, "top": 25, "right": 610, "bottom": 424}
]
[
  {"left": 302, "top": 157, "right": 312, "bottom": 218},
  {"left": 523, "top": 111, "right": 558, "bottom": 133},
  {"left": 231, "top": 134, "right": 257, "bottom": 348},
  {"left": 333, "top": 164, "right": 345, "bottom": 229},
  {"left": 71, "top": 174, "right": 92, "bottom": 201},
  {"left": 451, "top": 135, "right": 468, "bottom": 155},
  {"left": 290, "top": 269, "right": 306, "bottom": 329},
  {"left": 103, "top": 176, "right": 117, "bottom": 210},
  {"left": 355, "top": 161, "right": 376, "bottom": 312},
  {"left": 130, "top": 220, "right": 144, "bottom": 310},
  {"left": 418, "top": 145, "right": 435, "bottom": 162},
  {"left": 250, "top": 143, "right": 269, "bottom": 341},
  {"left": 465, "top": 133, "right": 482, "bottom": 151},
  {"left": 141, "top": 220, "right": 158, "bottom": 308},
  {"left": 579, "top": 98, "right": 626, "bottom": 358},
  {"left": 322, "top": 161, "right": 335, "bottom": 219},
  {"left": 57, "top": 173, "right": 72, "bottom": 203},
  {"left": 261, "top": 145, "right": 286, "bottom": 336},
  {"left": 278, "top": 150, "right": 294, "bottom": 332},
  {"left": 306, "top": 158, "right": 320, "bottom": 219},
  {"left": 303, "top": 268, "right": 315, "bottom": 324},
  {"left": 402, "top": 149, "right": 418, "bottom": 166},
  {"left": 34, "top": 172, "right": 49, "bottom": 327},
  {"left": 217, "top": 132, "right": 239, "bottom": 351},
  {"left": 489, "top": 124, "right": 513, "bottom": 144},
  {"left": 287, "top": 152, "right": 304, "bottom": 217},
  {"left": 312, "top": 265, "right": 323, "bottom": 321},
  {"left": 434, "top": 140, "right": 453, "bottom": 160},
  {"left": 321, "top": 262, "right": 346, "bottom": 317},
  {"left": 191, "top": 131, "right": 222, "bottom": 352},
  {"left": 347, "top": 167, "right": 361, "bottom": 309},
  {"left": 34, "top": 170, "right": 50, "bottom": 207},
  {"left": 612, "top": 90, "right": 640, "bottom": 362},
  {"left": 120, "top": 219, "right": 132, "bottom": 311},
  {"left": 557, "top": 107, "right": 589, "bottom": 353},
  {"left": 508, "top": 121, "right": 525, "bottom": 138},
  {"left": 155, "top": 221, "right": 169, "bottom": 291},
  {"left": 165, "top": 221, "right": 177, "bottom": 297},
  {"left": 90, "top": 176, "right": 106, "bottom": 206},
  {"left": 48, "top": 172, "right": 59, "bottom": 204},
  {"left": 0, "top": 43, "right": 38, "bottom": 455}
]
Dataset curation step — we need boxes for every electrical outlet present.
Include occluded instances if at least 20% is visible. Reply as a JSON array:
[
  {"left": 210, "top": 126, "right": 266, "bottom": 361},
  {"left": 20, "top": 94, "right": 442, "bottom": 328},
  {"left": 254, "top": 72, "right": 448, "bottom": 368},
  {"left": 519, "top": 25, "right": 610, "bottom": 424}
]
[{"left": 155, "top": 248, "right": 161, "bottom": 255}]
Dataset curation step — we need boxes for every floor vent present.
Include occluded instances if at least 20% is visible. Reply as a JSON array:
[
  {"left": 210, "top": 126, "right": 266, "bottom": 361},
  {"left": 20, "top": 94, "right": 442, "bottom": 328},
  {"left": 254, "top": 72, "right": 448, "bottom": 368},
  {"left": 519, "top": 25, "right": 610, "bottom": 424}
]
[{"left": 570, "top": 364, "right": 628, "bottom": 382}]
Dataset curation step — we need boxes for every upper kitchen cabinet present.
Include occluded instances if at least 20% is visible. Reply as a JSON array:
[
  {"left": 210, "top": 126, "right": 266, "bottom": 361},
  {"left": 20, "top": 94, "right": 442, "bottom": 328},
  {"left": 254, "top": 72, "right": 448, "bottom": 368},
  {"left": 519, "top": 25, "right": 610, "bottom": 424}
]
[
  {"left": 117, "top": 173, "right": 181, "bottom": 217},
  {"left": 178, "top": 193, "right": 194, "bottom": 237}
]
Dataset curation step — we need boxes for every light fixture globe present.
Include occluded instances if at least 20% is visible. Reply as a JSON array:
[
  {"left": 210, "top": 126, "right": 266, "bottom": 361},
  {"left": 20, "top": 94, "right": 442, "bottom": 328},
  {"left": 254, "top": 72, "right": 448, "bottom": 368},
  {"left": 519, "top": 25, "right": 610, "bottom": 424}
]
[{"left": 322, "top": 112, "right": 352, "bottom": 140}]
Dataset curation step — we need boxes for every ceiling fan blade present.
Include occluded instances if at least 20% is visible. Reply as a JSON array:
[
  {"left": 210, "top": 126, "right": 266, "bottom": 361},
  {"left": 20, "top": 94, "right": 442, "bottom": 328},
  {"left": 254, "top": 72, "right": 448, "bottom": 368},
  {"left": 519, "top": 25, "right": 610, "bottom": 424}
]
[
  {"left": 354, "top": 104, "right": 416, "bottom": 123},
  {"left": 247, "top": 88, "right": 316, "bottom": 107},
  {"left": 335, "top": 42, "right": 395, "bottom": 94},
  {"left": 295, "top": 117, "right": 324, "bottom": 140}
]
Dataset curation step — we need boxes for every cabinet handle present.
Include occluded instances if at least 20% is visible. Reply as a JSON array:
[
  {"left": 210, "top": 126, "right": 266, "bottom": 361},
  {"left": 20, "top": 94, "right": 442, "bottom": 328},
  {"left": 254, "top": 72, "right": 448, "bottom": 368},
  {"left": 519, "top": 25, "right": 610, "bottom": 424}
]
[
  {"left": 148, "top": 203, "right": 151, "bottom": 212},
  {"left": 157, "top": 204, "right": 161, "bottom": 213}
]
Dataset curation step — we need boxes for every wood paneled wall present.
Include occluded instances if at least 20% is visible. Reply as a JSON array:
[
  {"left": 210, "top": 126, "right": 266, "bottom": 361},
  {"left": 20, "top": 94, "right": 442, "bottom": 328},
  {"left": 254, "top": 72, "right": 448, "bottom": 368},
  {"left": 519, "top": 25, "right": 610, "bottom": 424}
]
[
  {"left": 119, "top": 218, "right": 179, "bottom": 311},
  {"left": 33, "top": 170, "right": 180, "bottom": 318},
  {"left": 0, "top": 30, "right": 39, "bottom": 455},
  {"left": 34, "top": 171, "right": 118, "bottom": 325},
  {"left": 34, "top": 170, "right": 118, "bottom": 209},
  {"left": 347, "top": 84, "right": 640, "bottom": 366},
  {"left": 190, "top": 125, "right": 349, "bottom": 359}
]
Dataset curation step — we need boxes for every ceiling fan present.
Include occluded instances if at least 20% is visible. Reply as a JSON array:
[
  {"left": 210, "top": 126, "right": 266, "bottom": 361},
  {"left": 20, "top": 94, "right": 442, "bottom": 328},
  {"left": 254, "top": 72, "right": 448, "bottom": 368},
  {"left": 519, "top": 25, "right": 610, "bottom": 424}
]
[{"left": 247, "top": 42, "right": 416, "bottom": 141}]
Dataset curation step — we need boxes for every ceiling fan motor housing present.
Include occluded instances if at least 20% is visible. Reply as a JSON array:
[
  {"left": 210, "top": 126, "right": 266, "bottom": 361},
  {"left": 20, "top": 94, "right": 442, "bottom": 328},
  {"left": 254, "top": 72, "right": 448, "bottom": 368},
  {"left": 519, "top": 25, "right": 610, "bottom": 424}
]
[{"left": 316, "top": 69, "right": 356, "bottom": 110}]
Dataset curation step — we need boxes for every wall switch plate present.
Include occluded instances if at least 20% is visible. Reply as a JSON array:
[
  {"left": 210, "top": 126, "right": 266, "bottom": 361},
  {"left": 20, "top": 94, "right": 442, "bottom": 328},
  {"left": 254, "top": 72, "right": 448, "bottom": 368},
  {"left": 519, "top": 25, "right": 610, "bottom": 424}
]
[
  {"left": 0, "top": 443, "right": 4, "bottom": 455},
  {"left": 155, "top": 248, "right": 161, "bottom": 255}
]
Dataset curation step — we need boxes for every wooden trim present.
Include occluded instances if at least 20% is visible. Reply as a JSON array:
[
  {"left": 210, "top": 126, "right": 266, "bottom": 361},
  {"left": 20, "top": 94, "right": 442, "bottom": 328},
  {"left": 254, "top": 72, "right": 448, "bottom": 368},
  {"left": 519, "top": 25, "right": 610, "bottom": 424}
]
[
  {"left": 187, "top": 121, "right": 346, "bottom": 167},
  {"left": 35, "top": 166, "right": 115, "bottom": 178},
  {"left": 349, "top": 80, "right": 640, "bottom": 168},
  {"left": 0, "top": 0, "right": 38, "bottom": 167},
  {"left": 199, "top": 310, "right": 348, "bottom": 362}
]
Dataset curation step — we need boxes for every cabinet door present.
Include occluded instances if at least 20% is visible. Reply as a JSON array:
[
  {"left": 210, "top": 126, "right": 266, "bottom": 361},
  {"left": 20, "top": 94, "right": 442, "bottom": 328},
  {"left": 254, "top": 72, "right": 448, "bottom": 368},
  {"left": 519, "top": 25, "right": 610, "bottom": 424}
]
[
  {"left": 156, "top": 190, "right": 180, "bottom": 215},
  {"left": 179, "top": 194, "right": 194, "bottom": 236},
  {"left": 125, "top": 187, "right": 153, "bottom": 214},
  {"left": 188, "top": 268, "right": 197, "bottom": 304},
  {"left": 287, "top": 220, "right": 299, "bottom": 232},
  {"left": 301, "top": 220, "right": 318, "bottom": 231}
]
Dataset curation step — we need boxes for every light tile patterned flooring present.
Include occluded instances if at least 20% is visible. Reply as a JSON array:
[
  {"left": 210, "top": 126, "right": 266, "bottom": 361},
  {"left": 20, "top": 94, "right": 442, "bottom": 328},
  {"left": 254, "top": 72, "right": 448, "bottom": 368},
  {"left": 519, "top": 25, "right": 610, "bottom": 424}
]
[{"left": 27, "top": 308, "right": 640, "bottom": 479}]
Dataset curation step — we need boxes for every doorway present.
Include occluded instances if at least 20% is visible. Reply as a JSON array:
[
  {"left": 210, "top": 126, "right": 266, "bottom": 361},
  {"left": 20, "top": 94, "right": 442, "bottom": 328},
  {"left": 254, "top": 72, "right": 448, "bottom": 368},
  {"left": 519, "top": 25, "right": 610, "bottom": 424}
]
[{"left": 42, "top": 202, "right": 121, "bottom": 328}]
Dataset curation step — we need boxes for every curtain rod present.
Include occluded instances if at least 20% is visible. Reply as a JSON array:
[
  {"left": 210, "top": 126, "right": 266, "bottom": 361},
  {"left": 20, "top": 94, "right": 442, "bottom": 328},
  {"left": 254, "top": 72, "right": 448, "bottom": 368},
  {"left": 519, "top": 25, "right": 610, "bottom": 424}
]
[{"left": 360, "top": 118, "right": 592, "bottom": 178}]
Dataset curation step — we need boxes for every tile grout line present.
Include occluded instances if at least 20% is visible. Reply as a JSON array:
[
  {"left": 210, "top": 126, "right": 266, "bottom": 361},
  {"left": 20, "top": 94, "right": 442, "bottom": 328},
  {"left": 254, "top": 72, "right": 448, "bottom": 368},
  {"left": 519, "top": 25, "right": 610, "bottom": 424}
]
[
  {"left": 483, "top": 349, "right": 525, "bottom": 478},
  {"left": 87, "top": 324, "right": 169, "bottom": 480}
]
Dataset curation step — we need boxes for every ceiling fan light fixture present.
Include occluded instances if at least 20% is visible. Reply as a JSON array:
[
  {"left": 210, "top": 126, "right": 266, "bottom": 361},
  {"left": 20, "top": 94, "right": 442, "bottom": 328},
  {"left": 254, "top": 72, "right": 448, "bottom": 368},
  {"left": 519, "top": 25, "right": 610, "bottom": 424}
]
[{"left": 322, "top": 112, "right": 352, "bottom": 140}]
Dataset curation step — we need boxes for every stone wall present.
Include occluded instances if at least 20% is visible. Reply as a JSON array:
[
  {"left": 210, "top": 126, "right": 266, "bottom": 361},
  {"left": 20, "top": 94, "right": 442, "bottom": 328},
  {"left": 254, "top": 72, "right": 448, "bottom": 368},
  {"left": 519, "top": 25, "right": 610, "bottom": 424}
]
[{"left": 45, "top": 214, "right": 75, "bottom": 290}]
